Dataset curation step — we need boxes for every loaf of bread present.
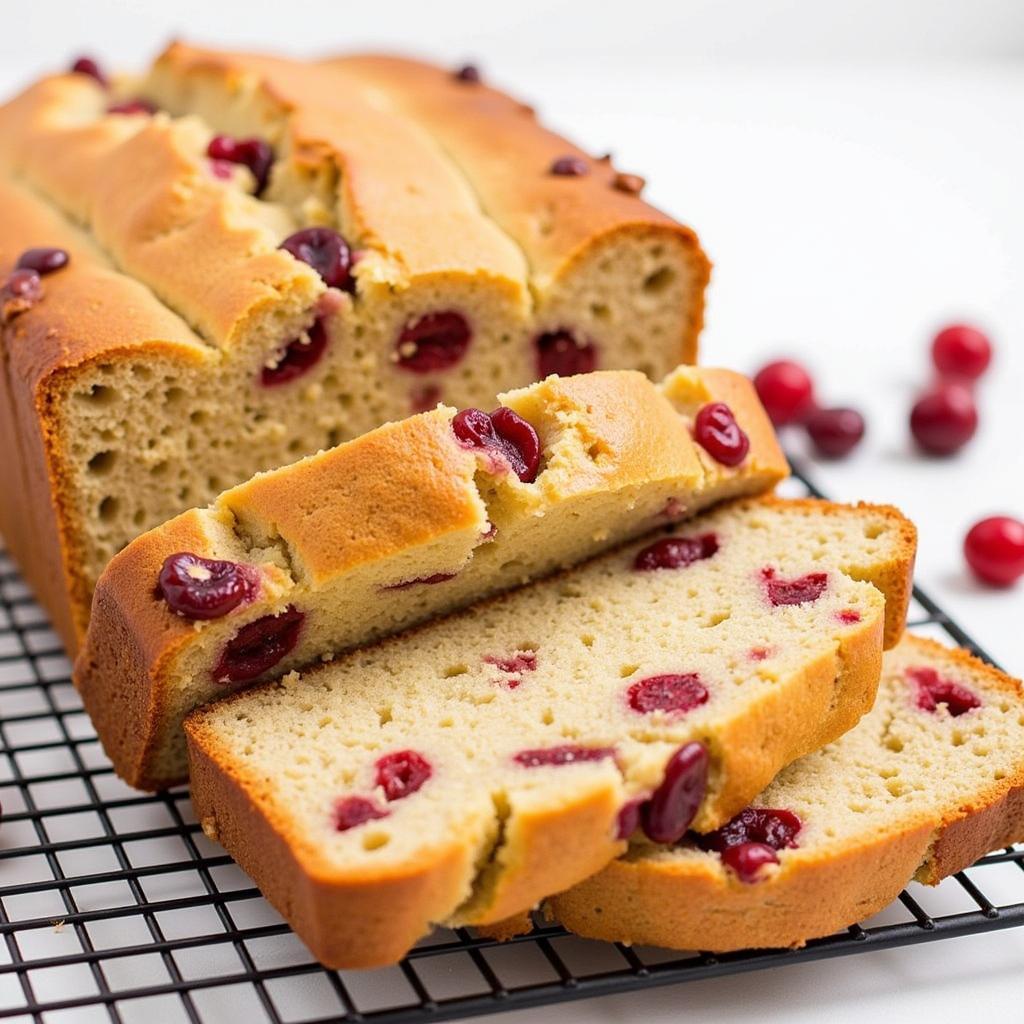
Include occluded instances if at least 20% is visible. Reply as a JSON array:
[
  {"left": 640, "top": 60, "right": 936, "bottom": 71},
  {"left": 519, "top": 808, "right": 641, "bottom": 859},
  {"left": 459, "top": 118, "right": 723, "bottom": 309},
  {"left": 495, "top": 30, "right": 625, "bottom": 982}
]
[
  {"left": 75, "top": 366, "right": 786, "bottom": 791},
  {"left": 549, "top": 635, "right": 1024, "bottom": 952},
  {"left": 0, "top": 43, "right": 709, "bottom": 653},
  {"left": 184, "top": 496, "right": 915, "bottom": 968}
]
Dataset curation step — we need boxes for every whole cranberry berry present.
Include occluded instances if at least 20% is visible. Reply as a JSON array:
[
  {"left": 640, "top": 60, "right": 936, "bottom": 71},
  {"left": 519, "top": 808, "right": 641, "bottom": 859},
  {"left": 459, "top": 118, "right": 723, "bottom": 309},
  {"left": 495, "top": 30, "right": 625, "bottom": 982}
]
[
  {"left": 964, "top": 516, "right": 1024, "bottom": 587},
  {"left": 752, "top": 359, "right": 815, "bottom": 425},
  {"left": 71, "top": 57, "right": 107, "bottom": 87},
  {"left": 805, "top": 406, "right": 865, "bottom": 458},
  {"left": 910, "top": 383, "right": 978, "bottom": 455},
  {"left": 932, "top": 324, "right": 992, "bottom": 381}
]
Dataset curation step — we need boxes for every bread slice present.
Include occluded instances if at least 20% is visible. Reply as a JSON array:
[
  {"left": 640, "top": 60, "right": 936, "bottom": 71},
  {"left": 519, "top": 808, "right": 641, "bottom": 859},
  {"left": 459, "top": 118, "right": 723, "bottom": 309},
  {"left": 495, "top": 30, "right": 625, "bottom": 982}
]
[
  {"left": 74, "top": 366, "right": 786, "bottom": 791},
  {"left": 183, "top": 496, "right": 916, "bottom": 968},
  {"left": 0, "top": 44, "right": 708, "bottom": 652},
  {"left": 549, "top": 635, "right": 1024, "bottom": 952}
]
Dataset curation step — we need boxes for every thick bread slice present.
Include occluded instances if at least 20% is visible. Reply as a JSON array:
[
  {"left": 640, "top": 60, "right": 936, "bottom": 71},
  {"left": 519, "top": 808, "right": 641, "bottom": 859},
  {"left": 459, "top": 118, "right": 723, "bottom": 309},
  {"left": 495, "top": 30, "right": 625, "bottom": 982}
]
[
  {"left": 550, "top": 635, "right": 1024, "bottom": 952},
  {"left": 184, "top": 496, "right": 915, "bottom": 968},
  {"left": 75, "top": 366, "right": 786, "bottom": 790}
]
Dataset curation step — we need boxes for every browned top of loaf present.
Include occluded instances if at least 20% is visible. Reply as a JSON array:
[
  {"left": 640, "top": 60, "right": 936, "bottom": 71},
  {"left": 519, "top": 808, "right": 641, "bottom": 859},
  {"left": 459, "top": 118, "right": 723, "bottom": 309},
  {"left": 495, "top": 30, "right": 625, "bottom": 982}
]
[{"left": 323, "top": 53, "right": 707, "bottom": 290}]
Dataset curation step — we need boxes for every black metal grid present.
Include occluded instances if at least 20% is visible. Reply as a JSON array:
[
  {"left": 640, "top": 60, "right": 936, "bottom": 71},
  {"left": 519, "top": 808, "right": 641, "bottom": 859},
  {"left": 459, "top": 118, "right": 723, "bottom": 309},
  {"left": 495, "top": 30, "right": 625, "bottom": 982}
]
[{"left": 0, "top": 467, "right": 1020, "bottom": 1023}]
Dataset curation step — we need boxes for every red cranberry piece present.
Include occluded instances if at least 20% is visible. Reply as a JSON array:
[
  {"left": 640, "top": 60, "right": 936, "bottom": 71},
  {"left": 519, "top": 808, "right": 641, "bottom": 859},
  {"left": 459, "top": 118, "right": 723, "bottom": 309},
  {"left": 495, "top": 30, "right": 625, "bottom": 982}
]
[
  {"left": 616, "top": 799, "right": 644, "bottom": 840},
  {"left": 334, "top": 796, "right": 388, "bottom": 832},
  {"left": 375, "top": 750, "right": 433, "bottom": 801},
  {"left": 693, "top": 402, "right": 750, "bottom": 467},
  {"left": 633, "top": 533, "right": 718, "bottom": 571},
  {"left": 206, "top": 134, "right": 274, "bottom": 195},
  {"left": 836, "top": 609, "right": 861, "bottom": 624},
  {"left": 628, "top": 674, "right": 708, "bottom": 715},
  {"left": 17, "top": 248, "right": 70, "bottom": 275},
  {"left": 452, "top": 406, "right": 541, "bottom": 483},
  {"left": 748, "top": 646, "right": 772, "bottom": 661},
  {"left": 395, "top": 311, "right": 471, "bottom": 373},
  {"left": 550, "top": 155, "right": 589, "bottom": 176},
  {"left": 753, "top": 360, "right": 816, "bottom": 425},
  {"left": 964, "top": 516, "right": 1024, "bottom": 587},
  {"left": 107, "top": 98, "right": 157, "bottom": 115},
  {"left": 410, "top": 384, "right": 443, "bottom": 414},
  {"left": 763, "top": 569, "right": 828, "bottom": 607},
  {"left": 932, "top": 324, "right": 992, "bottom": 381},
  {"left": 1, "top": 269, "right": 43, "bottom": 323},
  {"left": 214, "top": 606, "right": 304, "bottom": 683},
  {"left": 513, "top": 745, "right": 615, "bottom": 768},
  {"left": 454, "top": 64, "right": 481, "bottom": 82},
  {"left": 698, "top": 806, "right": 803, "bottom": 853},
  {"left": 209, "top": 159, "right": 235, "bottom": 181},
  {"left": 535, "top": 329, "right": 597, "bottom": 378},
  {"left": 383, "top": 572, "right": 457, "bottom": 591},
  {"left": 805, "top": 407, "right": 865, "bottom": 459},
  {"left": 158, "top": 552, "right": 258, "bottom": 620},
  {"left": 279, "top": 227, "right": 354, "bottom": 292},
  {"left": 909, "top": 383, "right": 978, "bottom": 455},
  {"left": 908, "top": 666, "right": 981, "bottom": 716},
  {"left": 641, "top": 742, "right": 708, "bottom": 844},
  {"left": 261, "top": 317, "right": 329, "bottom": 387},
  {"left": 720, "top": 842, "right": 779, "bottom": 883},
  {"left": 71, "top": 57, "right": 107, "bottom": 87},
  {"left": 485, "top": 652, "right": 538, "bottom": 674}
]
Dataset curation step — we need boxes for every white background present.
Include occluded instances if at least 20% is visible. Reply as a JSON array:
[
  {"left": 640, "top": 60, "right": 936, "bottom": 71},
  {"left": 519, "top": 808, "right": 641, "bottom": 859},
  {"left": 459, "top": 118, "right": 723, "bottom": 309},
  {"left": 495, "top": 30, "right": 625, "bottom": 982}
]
[{"left": 2, "top": 2, "right": 1023, "bottom": 1021}]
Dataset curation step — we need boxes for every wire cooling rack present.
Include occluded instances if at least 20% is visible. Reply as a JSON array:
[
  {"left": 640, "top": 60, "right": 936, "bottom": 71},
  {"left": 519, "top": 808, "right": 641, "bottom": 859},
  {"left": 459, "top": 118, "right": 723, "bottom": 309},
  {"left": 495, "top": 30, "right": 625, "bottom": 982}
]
[{"left": 0, "top": 467, "right": 1021, "bottom": 1024}]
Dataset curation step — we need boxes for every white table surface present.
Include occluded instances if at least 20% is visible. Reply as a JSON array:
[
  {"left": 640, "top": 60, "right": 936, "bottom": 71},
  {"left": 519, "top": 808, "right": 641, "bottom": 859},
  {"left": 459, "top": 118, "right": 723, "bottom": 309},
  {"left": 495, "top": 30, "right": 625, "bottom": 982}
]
[{"left": 2, "top": 43, "right": 1023, "bottom": 1024}]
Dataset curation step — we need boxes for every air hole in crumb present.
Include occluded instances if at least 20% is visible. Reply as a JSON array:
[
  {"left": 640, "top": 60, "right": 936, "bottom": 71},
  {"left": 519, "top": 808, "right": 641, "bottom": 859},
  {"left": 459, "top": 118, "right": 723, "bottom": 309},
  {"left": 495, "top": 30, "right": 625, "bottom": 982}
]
[
  {"left": 190, "top": 410, "right": 207, "bottom": 425},
  {"left": 81, "top": 384, "right": 118, "bottom": 406},
  {"left": 362, "top": 832, "right": 390, "bottom": 851},
  {"left": 642, "top": 267, "right": 675, "bottom": 294},
  {"left": 150, "top": 461, "right": 168, "bottom": 477},
  {"left": 580, "top": 634, "right": 595, "bottom": 648},
  {"left": 590, "top": 302, "right": 611, "bottom": 321},
  {"left": 444, "top": 664, "right": 469, "bottom": 678},
  {"left": 541, "top": 708, "right": 554, "bottom": 725},
  {"left": 376, "top": 705, "right": 393, "bottom": 725},
  {"left": 885, "top": 779, "right": 907, "bottom": 797},
  {"left": 98, "top": 496, "right": 118, "bottom": 522},
  {"left": 619, "top": 664, "right": 639, "bottom": 678},
  {"left": 132, "top": 509, "right": 145, "bottom": 527},
  {"left": 863, "top": 523, "right": 884, "bottom": 539},
  {"left": 165, "top": 386, "right": 185, "bottom": 406},
  {"left": 87, "top": 450, "right": 116, "bottom": 476}
]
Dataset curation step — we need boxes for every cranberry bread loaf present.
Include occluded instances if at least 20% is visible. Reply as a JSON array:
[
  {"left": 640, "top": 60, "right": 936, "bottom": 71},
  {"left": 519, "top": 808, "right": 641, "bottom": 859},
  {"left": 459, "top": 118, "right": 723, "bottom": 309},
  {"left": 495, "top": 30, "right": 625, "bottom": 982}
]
[
  {"left": 550, "top": 635, "right": 1024, "bottom": 952},
  {"left": 0, "top": 44, "right": 709, "bottom": 653},
  {"left": 75, "top": 366, "right": 786, "bottom": 791},
  {"left": 184, "top": 496, "right": 916, "bottom": 968}
]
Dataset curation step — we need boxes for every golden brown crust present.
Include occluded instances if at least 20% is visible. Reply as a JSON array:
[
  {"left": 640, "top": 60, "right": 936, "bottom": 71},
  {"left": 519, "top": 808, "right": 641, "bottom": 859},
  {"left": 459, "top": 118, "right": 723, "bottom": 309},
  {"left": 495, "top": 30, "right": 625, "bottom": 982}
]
[{"left": 548, "top": 636, "right": 1024, "bottom": 952}]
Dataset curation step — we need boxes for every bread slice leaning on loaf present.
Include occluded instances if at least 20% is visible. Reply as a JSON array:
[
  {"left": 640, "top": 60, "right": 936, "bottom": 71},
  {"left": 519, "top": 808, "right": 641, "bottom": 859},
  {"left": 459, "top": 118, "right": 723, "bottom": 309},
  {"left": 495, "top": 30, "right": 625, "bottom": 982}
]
[
  {"left": 183, "top": 496, "right": 916, "bottom": 969},
  {"left": 0, "top": 43, "right": 708, "bottom": 653},
  {"left": 549, "top": 635, "right": 1024, "bottom": 952},
  {"left": 75, "top": 366, "right": 786, "bottom": 791}
]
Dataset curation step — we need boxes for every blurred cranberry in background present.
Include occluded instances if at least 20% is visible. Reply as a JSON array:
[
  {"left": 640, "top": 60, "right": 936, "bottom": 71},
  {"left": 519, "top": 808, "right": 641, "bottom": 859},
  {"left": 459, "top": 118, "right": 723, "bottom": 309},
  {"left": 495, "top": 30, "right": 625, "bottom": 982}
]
[
  {"left": 932, "top": 324, "right": 992, "bottom": 382},
  {"left": 964, "top": 516, "right": 1024, "bottom": 587},
  {"left": 805, "top": 407, "right": 865, "bottom": 458},
  {"left": 909, "top": 383, "right": 978, "bottom": 455},
  {"left": 753, "top": 360, "right": 815, "bottom": 425}
]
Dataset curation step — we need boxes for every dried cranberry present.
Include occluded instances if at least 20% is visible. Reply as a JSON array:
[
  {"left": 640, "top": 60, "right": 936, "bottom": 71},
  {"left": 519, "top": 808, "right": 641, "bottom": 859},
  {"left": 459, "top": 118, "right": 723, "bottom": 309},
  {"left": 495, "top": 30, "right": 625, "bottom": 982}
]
[
  {"left": 633, "top": 533, "right": 718, "bottom": 571},
  {"left": 612, "top": 172, "right": 645, "bottom": 195},
  {"left": 720, "top": 842, "right": 779, "bottom": 882},
  {"left": 698, "top": 806, "right": 803, "bottom": 853},
  {"left": 932, "top": 324, "right": 992, "bottom": 381},
  {"left": 206, "top": 134, "right": 274, "bottom": 195},
  {"left": 964, "top": 516, "right": 1024, "bottom": 587},
  {"left": 158, "top": 553, "right": 258, "bottom": 620},
  {"left": 214, "top": 606, "right": 304, "bottom": 682},
  {"left": 836, "top": 609, "right": 861, "bottom": 624},
  {"left": 453, "top": 64, "right": 481, "bottom": 82},
  {"left": 627, "top": 674, "right": 708, "bottom": 715},
  {"left": 753, "top": 360, "right": 816, "bottom": 425},
  {"left": 395, "top": 311, "right": 471, "bottom": 373},
  {"left": 910, "top": 383, "right": 978, "bottom": 455},
  {"left": 17, "top": 248, "right": 69, "bottom": 275},
  {"left": 261, "top": 317, "right": 329, "bottom": 386},
  {"left": 71, "top": 57, "right": 106, "bottom": 87},
  {"left": 279, "top": 227, "right": 354, "bottom": 292},
  {"left": 107, "top": 98, "right": 157, "bottom": 115},
  {"left": 534, "top": 329, "right": 597, "bottom": 378},
  {"left": 484, "top": 652, "right": 538, "bottom": 674},
  {"left": 694, "top": 402, "right": 750, "bottom": 467},
  {"left": 1, "top": 269, "right": 43, "bottom": 322},
  {"left": 334, "top": 796, "right": 388, "bottom": 832},
  {"left": 375, "top": 750, "right": 433, "bottom": 801},
  {"left": 452, "top": 406, "right": 541, "bottom": 483},
  {"left": 763, "top": 569, "right": 828, "bottom": 607},
  {"left": 410, "top": 384, "right": 443, "bottom": 414},
  {"left": 513, "top": 745, "right": 615, "bottom": 768},
  {"left": 805, "top": 407, "right": 865, "bottom": 459},
  {"left": 383, "top": 572, "right": 457, "bottom": 591},
  {"left": 616, "top": 799, "right": 644, "bottom": 840},
  {"left": 908, "top": 666, "right": 981, "bottom": 716},
  {"left": 550, "top": 155, "right": 589, "bottom": 176},
  {"left": 641, "top": 742, "right": 708, "bottom": 844},
  {"left": 209, "top": 159, "right": 235, "bottom": 181}
]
